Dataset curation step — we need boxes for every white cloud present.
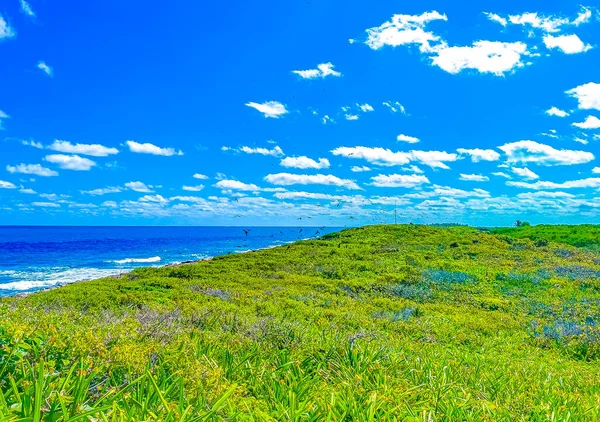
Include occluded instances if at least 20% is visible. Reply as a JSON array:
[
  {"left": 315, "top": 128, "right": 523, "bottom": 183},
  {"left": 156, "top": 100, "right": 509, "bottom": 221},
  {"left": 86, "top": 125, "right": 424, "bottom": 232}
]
[
  {"left": 492, "top": 171, "right": 511, "bottom": 179},
  {"left": 508, "top": 177, "right": 600, "bottom": 189},
  {"left": 331, "top": 146, "right": 458, "bottom": 169},
  {"left": 370, "top": 174, "right": 430, "bottom": 188},
  {"left": 81, "top": 186, "right": 122, "bottom": 195},
  {"left": 264, "top": 173, "right": 361, "bottom": 190},
  {"left": 182, "top": 185, "right": 205, "bottom": 192},
  {"left": 408, "top": 150, "right": 459, "bottom": 169},
  {"left": 459, "top": 174, "right": 489, "bottom": 182},
  {"left": 44, "top": 154, "right": 96, "bottom": 171},
  {"left": 382, "top": 101, "right": 406, "bottom": 114},
  {"left": 20, "top": 188, "right": 36, "bottom": 194},
  {"left": 358, "top": 103, "right": 374, "bottom": 112},
  {"left": 214, "top": 180, "right": 261, "bottom": 192},
  {"left": 543, "top": 34, "right": 592, "bottom": 54},
  {"left": 0, "top": 14, "right": 16, "bottom": 39},
  {"left": 483, "top": 12, "right": 507, "bottom": 26},
  {"left": 22, "top": 140, "right": 43, "bottom": 148},
  {"left": 48, "top": 140, "right": 119, "bottom": 156},
  {"left": 37, "top": 61, "right": 53, "bottom": 77},
  {"left": 566, "top": 82, "right": 600, "bottom": 111},
  {"left": 126, "top": 140, "right": 183, "bottom": 156},
  {"left": 498, "top": 140, "right": 594, "bottom": 166},
  {"left": 292, "top": 62, "right": 341, "bottom": 79},
  {"left": 364, "top": 10, "right": 448, "bottom": 53},
  {"left": 280, "top": 156, "right": 330, "bottom": 169},
  {"left": 397, "top": 134, "right": 420, "bottom": 144},
  {"left": 32, "top": 202, "right": 60, "bottom": 208},
  {"left": 489, "top": 8, "right": 594, "bottom": 33},
  {"left": 239, "top": 145, "right": 284, "bottom": 157},
  {"left": 593, "top": 167, "right": 600, "bottom": 174},
  {"left": 351, "top": 166, "right": 371, "bottom": 172},
  {"left": 20, "top": 0, "right": 35, "bottom": 17},
  {"left": 245, "top": 101, "right": 288, "bottom": 118},
  {"left": 193, "top": 173, "right": 209, "bottom": 180},
  {"left": 402, "top": 165, "right": 424, "bottom": 174},
  {"left": 274, "top": 191, "right": 355, "bottom": 201},
  {"left": 517, "top": 191, "right": 576, "bottom": 199},
  {"left": 0, "top": 180, "right": 16, "bottom": 189},
  {"left": 139, "top": 195, "right": 168, "bottom": 204},
  {"left": 101, "top": 201, "right": 117, "bottom": 208},
  {"left": 345, "top": 114, "right": 359, "bottom": 121},
  {"left": 0, "top": 110, "right": 10, "bottom": 129},
  {"left": 322, "top": 115, "right": 335, "bottom": 124},
  {"left": 572, "top": 115, "right": 600, "bottom": 129},
  {"left": 545, "top": 106, "right": 570, "bottom": 117},
  {"left": 575, "top": 137, "right": 589, "bottom": 145},
  {"left": 6, "top": 164, "right": 58, "bottom": 177},
  {"left": 431, "top": 41, "right": 529, "bottom": 76},
  {"left": 457, "top": 148, "right": 500, "bottom": 162},
  {"left": 125, "top": 181, "right": 153, "bottom": 193},
  {"left": 512, "top": 167, "right": 539, "bottom": 179}
]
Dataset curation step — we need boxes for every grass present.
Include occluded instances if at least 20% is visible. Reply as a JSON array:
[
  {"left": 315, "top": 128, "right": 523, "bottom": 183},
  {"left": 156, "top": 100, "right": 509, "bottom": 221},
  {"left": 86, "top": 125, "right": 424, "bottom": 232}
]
[
  {"left": 490, "top": 224, "right": 600, "bottom": 250},
  {"left": 2, "top": 224, "right": 600, "bottom": 420}
]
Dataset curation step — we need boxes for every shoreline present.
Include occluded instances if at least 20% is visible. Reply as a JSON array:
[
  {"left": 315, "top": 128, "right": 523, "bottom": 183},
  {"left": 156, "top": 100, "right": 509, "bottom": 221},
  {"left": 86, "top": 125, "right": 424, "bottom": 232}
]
[{"left": 7, "top": 238, "right": 303, "bottom": 299}]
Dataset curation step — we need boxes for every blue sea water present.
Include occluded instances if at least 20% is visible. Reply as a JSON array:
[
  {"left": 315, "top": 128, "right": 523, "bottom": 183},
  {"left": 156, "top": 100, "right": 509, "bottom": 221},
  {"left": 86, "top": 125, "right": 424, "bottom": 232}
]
[{"left": 0, "top": 226, "right": 340, "bottom": 297}]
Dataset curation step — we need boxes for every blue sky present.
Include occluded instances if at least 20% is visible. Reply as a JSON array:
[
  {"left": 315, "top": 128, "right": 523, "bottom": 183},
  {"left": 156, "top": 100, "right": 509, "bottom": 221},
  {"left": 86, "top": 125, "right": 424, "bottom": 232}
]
[{"left": 1, "top": 0, "right": 600, "bottom": 226}]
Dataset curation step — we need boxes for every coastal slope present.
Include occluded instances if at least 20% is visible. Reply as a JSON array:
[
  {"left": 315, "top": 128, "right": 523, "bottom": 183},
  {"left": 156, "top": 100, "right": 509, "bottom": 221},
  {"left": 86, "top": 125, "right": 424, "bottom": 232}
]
[{"left": 2, "top": 224, "right": 600, "bottom": 420}]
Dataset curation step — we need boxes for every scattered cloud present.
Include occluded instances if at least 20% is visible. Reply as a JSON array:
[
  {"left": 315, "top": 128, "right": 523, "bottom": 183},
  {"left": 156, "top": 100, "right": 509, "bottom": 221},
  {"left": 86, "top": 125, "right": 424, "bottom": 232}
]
[
  {"left": 0, "top": 110, "right": 10, "bottom": 129},
  {"left": 81, "top": 186, "right": 123, "bottom": 195},
  {"left": 331, "top": 146, "right": 459, "bottom": 169},
  {"left": 492, "top": 171, "right": 511, "bottom": 179},
  {"left": 322, "top": 115, "right": 335, "bottom": 124},
  {"left": 20, "top": 0, "right": 35, "bottom": 17},
  {"left": 546, "top": 106, "right": 570, "bottom": 117},
  {"left": 508, "top": 177, "right": 600, "bottom": 189},
  {"left": 382, "top": 101, "right": 406, "bottom": 114},
  {"left": 431, "top": 41, "right": 529, "bottom": 76},
  {"left": 0, "top": 180, "right": 16, "bottom": 189},
  {"left": 397, "top": 134, "right": 420, "bottom": 144},
  {"left": 6, "top": 164, "right": 58, "bottom": 177},
  {"left": 125, "top": 181, "right": 153, "bottom": 193},
  {"left": 566, "top": 82, "right": 600, "bottom": 111},
  {"left": 126, "top": 140, "right": 183, "bottom": 156},
  {"left": 487, "top": 7, "right": 593, "bottom": 33},
  {"left": 358, "top": 103, "right": 374, "bottom": 112},
  {"left": 22, "top": 140, "right": 43, "bottom": 149},
  {"left": 182, "top": 185, "right": 205, "bottom": 192},
  {"left": 351, "top": 166, "right": 371, "bottom": 172},
  {"left": 32, "top": 202, "right": 60, "bottom": 208},
  {"left": 363, "top": 10, "right": 448, "bottom": 52},
  {"left": 264, "top": 173, "right": 361, "bottom": 190},
  {"left": 459, "top": 174, "right": 489, "bottom": 182},
  {"left": 370, "top": 174, "right": 430, "bottom": 188},
  {"left": 37, "top": 61, "right": 53, "bottom": 77},
  {"left": 512, "top": 167, "right": 540, "bottom": 179},
  {"left": 543, "top": 34, "right": 592, "bottom": 54},
  {"left": 457, "top": 148, "right": 500, "bottom": 162},
  {"left": 223, "top": 145, "right": 284, "bottom": 157},
  {"left": 193, "top": 173, "right": 209, "bottom": 180},
  {"left": 0, "top": 14, "right": 16, "bottom": 40},
  {"left": 20, "top": 188, "right": 36, "bottom": 194},
  {"left": 44, "top": 154, "right": 96, "bottom": 171},
  {"left": 572, "top": 115, "right": 600, "bottom": 129},
  {"left": 280, "top": 156, "right": 330, "bottom": 169},
  {"left": 48, "top": 140, "right": 119, "bottom": 156},
  {"left": 245, "top": 101, "right": 288, "bottom": 118},
  {"left": 292, "top": 62, "right": 342, "bottom": 79},
  {"left": 345, "top": 114, "right": 359, "bottom": 121},
  {"left": 498, "top": 140, "right": 594, "bottom": 166}
]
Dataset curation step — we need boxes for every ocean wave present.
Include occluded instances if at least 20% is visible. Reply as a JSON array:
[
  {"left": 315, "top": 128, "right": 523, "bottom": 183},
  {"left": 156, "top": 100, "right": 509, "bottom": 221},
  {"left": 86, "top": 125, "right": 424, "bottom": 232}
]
[
  {"left": 113, "top": 256, "right": 161, "bottom": 264},
  {"left": 0, "top": 268, "right": 121, "bottom": 291}
]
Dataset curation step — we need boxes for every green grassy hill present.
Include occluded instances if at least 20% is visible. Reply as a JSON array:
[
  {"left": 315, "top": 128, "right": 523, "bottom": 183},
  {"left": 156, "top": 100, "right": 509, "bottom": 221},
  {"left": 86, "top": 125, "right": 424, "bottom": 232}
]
[
  {"left": 2, "top": 225, "right": 600, "bottom": 420},
  {"left": 491, "top": 224, "right": 600, "bottom": 250}
]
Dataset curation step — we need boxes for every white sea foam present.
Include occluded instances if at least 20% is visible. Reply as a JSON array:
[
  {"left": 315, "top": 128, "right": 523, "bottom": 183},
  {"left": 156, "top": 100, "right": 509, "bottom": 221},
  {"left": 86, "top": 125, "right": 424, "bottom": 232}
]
[
  {"left": 113, "top": 256, "right": 161, "bottom": 264},
  {"left": 0, "top": 268, "right": 121, "bottom": 291}
]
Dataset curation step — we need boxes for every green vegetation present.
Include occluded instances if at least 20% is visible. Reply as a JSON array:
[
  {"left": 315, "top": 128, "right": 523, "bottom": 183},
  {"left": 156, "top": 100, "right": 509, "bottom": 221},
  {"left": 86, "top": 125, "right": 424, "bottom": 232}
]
[
  {"left": 3, "top": 224, "right": 600, "bottom": 420},
  {"left": 491, "top": 224, "right": 600, "bottom": 250}
]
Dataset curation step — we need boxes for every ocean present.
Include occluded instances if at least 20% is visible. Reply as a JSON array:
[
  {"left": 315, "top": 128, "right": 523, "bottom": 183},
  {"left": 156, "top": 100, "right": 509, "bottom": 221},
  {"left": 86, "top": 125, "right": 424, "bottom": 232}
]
[{"left": 0, "top": 226, "right": 341, "bottom": 297}]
